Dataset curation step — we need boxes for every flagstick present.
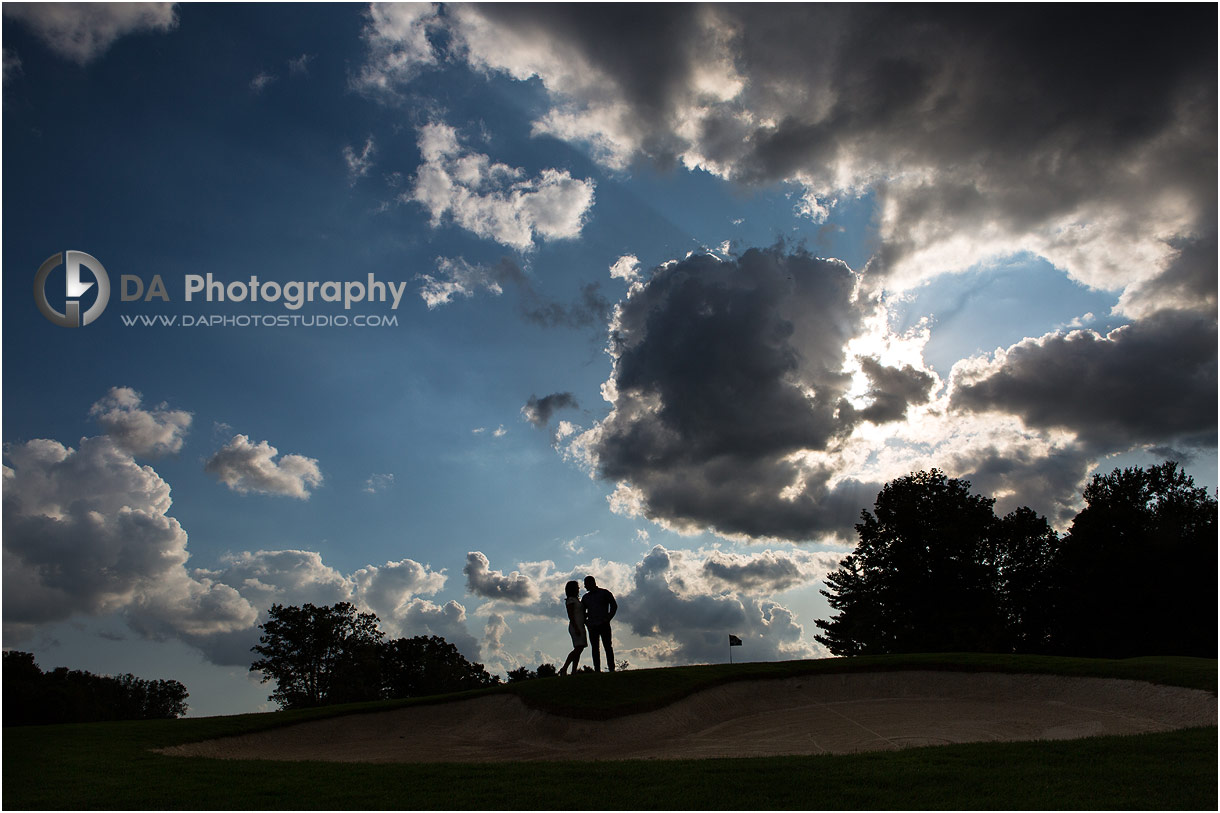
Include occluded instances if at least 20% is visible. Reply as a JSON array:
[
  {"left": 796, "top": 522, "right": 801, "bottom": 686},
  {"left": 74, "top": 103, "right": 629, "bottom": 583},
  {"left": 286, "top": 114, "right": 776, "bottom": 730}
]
[{"left": 729, "top": 641, "right": 733, "bottom": 665}]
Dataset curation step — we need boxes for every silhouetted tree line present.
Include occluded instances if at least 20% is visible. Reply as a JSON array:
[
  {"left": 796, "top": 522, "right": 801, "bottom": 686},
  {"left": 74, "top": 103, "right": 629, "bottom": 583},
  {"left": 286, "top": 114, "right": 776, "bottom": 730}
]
[
  {"left": 816, "top": 462, "right": 1217, "bottom": 659},
  {"left": 506, "top": 663, "right": 560, "bottom": 682},
  {"left": 3, "top": 650, "right": 189, "bottom": 726},
  {"left": 250, "top": 602, "right": 499, "bottom": 710}
]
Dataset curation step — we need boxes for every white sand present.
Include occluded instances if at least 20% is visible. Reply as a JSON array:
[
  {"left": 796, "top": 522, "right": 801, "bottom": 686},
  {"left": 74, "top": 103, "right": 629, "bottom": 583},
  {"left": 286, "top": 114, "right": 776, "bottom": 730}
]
[{"left": 159, "top": 671, "right": 1216, "bottom": 763}]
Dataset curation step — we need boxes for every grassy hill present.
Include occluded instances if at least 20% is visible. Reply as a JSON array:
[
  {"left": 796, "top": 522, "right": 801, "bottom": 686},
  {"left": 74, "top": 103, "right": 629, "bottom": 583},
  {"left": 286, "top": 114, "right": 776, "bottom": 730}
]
[{"left": 3, "top": 654, "right": 1215, "bottom": 809}]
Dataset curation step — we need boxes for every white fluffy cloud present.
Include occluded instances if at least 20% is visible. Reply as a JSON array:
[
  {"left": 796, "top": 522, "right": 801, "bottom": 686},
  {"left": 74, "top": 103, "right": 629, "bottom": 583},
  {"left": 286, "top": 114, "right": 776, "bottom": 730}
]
[
  {"left": 626, "top": 545, "right": 818, "bottom": 664},
  {"left": 204, "top": 434, "right": 323, "bottom": 499},
  {"left": 462, "top": 546, "right": 833, "bottom": 668},
  {"left": 408, "top": 121, "right": 595, "bottom": 251},
  {"left": 200, "top": 549, "right": 446, "bottom": 621},
  {"left": 89, "top": 386, "right": 191, "bottom": 457},
  {"left": 2, "top": 390, "right": 470, "bottom": 667},
  {"left": 352, "top": 2, "right": 440, "bottom": 100},
  {"left": 397, "top": 597, "right": 482, "bottom": 661},
  {"left": 609, "top": 254, "right": 640, "bottom": 282},
  {"left": 4, "top": 2, "right": 178, "bottom": 65},
  {"left": 2, "top": 435, "right": 256, "bottom": 641}
]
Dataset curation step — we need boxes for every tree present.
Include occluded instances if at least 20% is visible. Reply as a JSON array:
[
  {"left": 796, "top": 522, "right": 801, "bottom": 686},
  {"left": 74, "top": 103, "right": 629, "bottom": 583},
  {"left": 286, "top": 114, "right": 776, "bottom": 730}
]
[
  {"left": 815, "top": 470, "right": 1056, "bottom": 655},
  {"left": 250, "top": 602, "right": 384, "bottom": 709},
  {"left": 381, "top": 636, "right": 498, "bottom": 698},
  {"left": 989, "top": 507, "right": 1061, "bottom": 653},
  {"left": 1052, "top": 461, "right": 1217, "bottom": 657},
  {"left": 505, "top": 663, "right": 558, "bottom": 683},
  {"left": 3, "top": 651, "right": 188, "bottom": 725}
]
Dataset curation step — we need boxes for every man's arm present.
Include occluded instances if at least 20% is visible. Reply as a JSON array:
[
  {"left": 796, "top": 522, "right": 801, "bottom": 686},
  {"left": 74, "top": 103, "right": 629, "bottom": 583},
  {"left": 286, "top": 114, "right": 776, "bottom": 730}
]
[{"left": 607, "top": 590, "right": 617, "bottom": 622}]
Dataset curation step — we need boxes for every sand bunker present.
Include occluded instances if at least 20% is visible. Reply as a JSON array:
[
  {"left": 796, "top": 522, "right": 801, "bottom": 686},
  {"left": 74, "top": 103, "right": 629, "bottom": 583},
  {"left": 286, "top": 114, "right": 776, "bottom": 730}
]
[{"left": 161, "top": 671, "right": 1216, "bottom": 763}]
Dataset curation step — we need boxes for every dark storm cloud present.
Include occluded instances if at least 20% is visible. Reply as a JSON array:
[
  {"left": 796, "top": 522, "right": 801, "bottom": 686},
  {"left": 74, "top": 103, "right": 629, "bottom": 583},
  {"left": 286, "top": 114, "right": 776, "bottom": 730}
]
[
  {"left": 585, "top": 247, "right": 886, "bottom": 541},
  {"left": 444, "top": 4, "right": 1214, "bottom": 294},
  {"left": 950, "top": 310, "right": 1218, "bottom": 448},
  {"left": 697, "top": 551, "right": 810, "bottom": 588},
  {"left": 522, "top": 392, "right": 579, "bottom": 429},
  {"left": 946, "top": 444, "right": 1099, "bottom": 527},
  {"left": 1121, "top": 230, "right": 1220, "bottom": 316},
  {"left": 852, "top": 357, "right": 935, "bottom": 425}
]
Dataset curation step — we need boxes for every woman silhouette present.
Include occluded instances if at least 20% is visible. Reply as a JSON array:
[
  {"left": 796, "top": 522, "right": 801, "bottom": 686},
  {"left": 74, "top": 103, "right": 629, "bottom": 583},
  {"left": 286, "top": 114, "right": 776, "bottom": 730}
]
[{"left": 559, "top": 580, "right": 587, "bottom": 675}]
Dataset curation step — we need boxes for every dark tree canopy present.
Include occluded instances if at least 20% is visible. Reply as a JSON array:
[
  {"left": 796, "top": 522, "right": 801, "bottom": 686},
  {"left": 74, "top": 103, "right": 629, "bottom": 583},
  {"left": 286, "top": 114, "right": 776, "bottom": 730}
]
[
  {"left": 381, "top": 635, "right": 498, "bottom": 698},
  {"left": 815, "top": 470, "right": 1019, "bottom": 655},
  {"left": 989, "top": 506, "right": 1062, "bottom": 653},
  {"left": 3, "top": 650, "right": 189, "bottom": 726},
  {"left": 1052, "top": 461, "right": 1217, "bottom": 658},
  {"left": 250, "top": 602, "right": 384, "bottom": 709},
  {"left": 505, "top": 663, "right": 559, "bottom": 683},
  {"left": 816, "top": 462, "right": 1216, "bottom": 659},
  {"left": 251, "top": 602, "right": 497, "bottom": 710}
]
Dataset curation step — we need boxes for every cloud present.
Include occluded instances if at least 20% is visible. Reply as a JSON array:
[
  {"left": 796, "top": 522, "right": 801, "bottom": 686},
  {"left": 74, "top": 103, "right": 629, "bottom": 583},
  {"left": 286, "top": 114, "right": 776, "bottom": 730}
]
[
  {"left": 398, "top": 597, "right": 482, "bottom": 661},
  {"left": 287, "top": 53, "right": 311, "bottom": 75},
  {"left": 204, "top": 434, "right": 323, "bottom": 499},
  {"left": 1118, "top": 232, "right": 1219, "bottom": 318},
  {"left": 352, "top": 2, "right": 440, "bottom": 100},
  {"left": 249, "top": 71, "right": 276, "bottom": 93},
  {"left": 852, "top": 357, "right": 935, "bottom": 425},
  {"left": 483, "top": 612, "right": 510, "bottom": 657},
  {"left": 351, "top": 558, "right": 448, "bottom": 621},
  {"left": 408, "top": 120, "right": 595, "bottom": 251},
  {"left": 418, "top": 256, "right": 526, "bottom": 309},
  {"left": 566, "top": 247, "right": 898, "bottom": 541},
  {"left": 1, "top": 392, "right": 461, "bottom": 665},
  {"left": 419, "top": 256, "right": 611, "bottom": 328},
  {"left": 950, "top": 309, "right": 1217, "bottom": 448},
  {"left": 420, "top": 5, "right": 1214, "bottom": 312},
  {"left": 463, "top": 551, "right": 539, "bottom": 604},
  {"left": 189, "top": 550, "right": 447, "bottom": 665},
  {"left": 3, "top": 48, "right": 22, "bottom": 84},
  {"left": 624, "top": 546, "right": 818, "bottom": 664},
  {"left": 521, "top": 392, "right": 579, "bottom": 429},
  {"left": 3, "top": 435, "right": 255, "bottom": 641},
  {"left": 519, "top": 281, "right": 610, "bottom": 329},
  {"left": 363, "top": 473, "right": 394, "bottom": 494},
  {"left": 343, "top": 137, "right": 376, "bottom": 184},
  {"left": 465, "top": 545, "right": 835, "bottom": 671},
  {"left": 701, "top": 549, "right": 841, "bottom": 593},
  {"left": 89, "top": 386, "right": 191, "bottom": 457},
  {"left": 4, "top": 2, "right": 178, "bottom": 65},
  {"left": 609, "top": 254, "right": 640, "bottom": 283}
]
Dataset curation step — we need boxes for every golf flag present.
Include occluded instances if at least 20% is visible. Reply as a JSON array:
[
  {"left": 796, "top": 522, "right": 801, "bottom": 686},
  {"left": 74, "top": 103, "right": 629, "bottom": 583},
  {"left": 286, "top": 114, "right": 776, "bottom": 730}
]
[{"left": 728, "top": 634, "right": 742, "bottom": 646}]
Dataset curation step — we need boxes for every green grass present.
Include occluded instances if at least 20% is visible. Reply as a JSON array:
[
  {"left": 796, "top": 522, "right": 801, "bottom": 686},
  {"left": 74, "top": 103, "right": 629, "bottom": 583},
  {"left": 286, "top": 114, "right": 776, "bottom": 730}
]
[{"left": 4, "top": 654, "right": 1215, "bottom": 810}]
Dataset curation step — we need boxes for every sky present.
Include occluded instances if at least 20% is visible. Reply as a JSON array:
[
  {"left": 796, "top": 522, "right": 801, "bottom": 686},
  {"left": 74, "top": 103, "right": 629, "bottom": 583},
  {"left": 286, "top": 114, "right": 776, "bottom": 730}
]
[{"left": 2, "top": 3, "right": 1215, "bottom": 717}]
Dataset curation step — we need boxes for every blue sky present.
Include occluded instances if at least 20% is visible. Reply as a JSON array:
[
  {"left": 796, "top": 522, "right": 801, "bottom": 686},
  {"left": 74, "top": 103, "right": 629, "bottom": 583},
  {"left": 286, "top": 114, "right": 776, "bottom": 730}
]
[{"left": 3, "top": 4, "right": 1215, "bottom": 716}]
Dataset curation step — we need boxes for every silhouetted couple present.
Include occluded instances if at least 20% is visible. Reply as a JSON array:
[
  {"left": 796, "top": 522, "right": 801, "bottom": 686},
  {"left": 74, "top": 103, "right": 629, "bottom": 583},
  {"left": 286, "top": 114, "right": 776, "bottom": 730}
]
[{"left": 560, "top": 575, "right": 618, "bottom": 674}]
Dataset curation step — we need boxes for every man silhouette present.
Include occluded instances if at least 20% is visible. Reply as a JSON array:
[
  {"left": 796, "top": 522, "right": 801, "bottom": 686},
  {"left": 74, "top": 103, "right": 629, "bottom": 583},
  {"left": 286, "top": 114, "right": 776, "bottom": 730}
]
[{"left": 580, "top": 575, "right": 618, "bottom": 672}]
